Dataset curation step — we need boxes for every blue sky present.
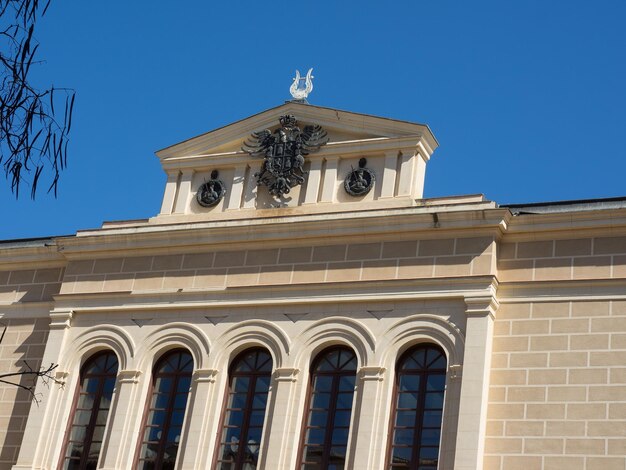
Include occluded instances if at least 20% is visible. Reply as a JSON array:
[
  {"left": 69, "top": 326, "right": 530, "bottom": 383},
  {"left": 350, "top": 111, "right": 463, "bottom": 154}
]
[{"left": 2, "top": 1, "right": 626, "bottom": 240}]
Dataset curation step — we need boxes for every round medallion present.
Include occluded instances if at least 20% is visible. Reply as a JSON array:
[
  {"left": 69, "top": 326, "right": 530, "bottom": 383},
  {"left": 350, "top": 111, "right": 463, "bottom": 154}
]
[
  {"left": 196, "top": 170, "right": 226, "bottom": 207},
  {"left": 344, "top": 158, "right": 374, "bottom": 196}
]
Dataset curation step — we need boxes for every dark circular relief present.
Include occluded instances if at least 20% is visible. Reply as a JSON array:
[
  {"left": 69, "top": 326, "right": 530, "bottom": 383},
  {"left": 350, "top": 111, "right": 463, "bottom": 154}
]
[
  {"left": 344, "top": 167, "right": 374, "bottom": 196},
  {"left": 196, "top": 179, "right": 225, "bottom": 207}
]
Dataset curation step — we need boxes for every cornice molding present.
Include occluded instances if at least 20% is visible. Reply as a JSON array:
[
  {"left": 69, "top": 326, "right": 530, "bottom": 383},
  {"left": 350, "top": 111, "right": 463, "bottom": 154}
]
[{"left": 51, "top": 276, "right": 497, "bottom": 315}]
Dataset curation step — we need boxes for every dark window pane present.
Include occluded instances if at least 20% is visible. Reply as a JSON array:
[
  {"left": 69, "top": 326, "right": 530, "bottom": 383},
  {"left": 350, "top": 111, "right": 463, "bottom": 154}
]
[
  {"left": 306, "top": 428, "right": 325, "bottom": 445},
  {"left": 250, "top": 410, "right": 266, "bottom": 427},
  {"left": 331, "top": 428, "right": 349, "bottom": 445},
  {"left": 314, "top": 375, "right": 332, "bottom": 392},
  {"left": 224, "top": 409, "right": 244, "bottom": 427},
  {"left": 230, "top": 392, "right": 247, "bottom": 409},
  {"left": 397, "top": 392, "right": 418, "bottom": 409},
  {"left": 425, "top": 348, "right": 445, "bottom": 369},
  {"left": 216, "top": 348, "right": 272, "bottom": 469},
  {"left": 395, "top": 410, "right": 416, "bottom": 427},
  {"left": 299, "top": 347, "right": 357, "bottom": 469},
  {"left": 255, "top": 375, "right": 271, "bottom": 393},
  {"left": 426, "top": 374, "right": 445, "bottom": 392},
  {"left": 399, "top": 375, "right": 419, "bottom": 393},
  {"left": 312, "top": 392, "right": 330, "bottom": 409},
  {"left": 233, "top": 376, "right": 250, "bottom": 393},
  {"left": 336, "top": 393, "right": 353, "bottom": 409},
  {"left": 334, "top": 410, "right": 351, "bottom": 427},
  {"left": 393, "top": 429, "right": 414, "bottom": 446},
  {"left": 422, "top": 410, "right": 443, "bottom": 427},
  {"left": 136, "top": 350, "right": 193, "bottom": 468},
  {"left": 391, "top": 445, "right": 411, "bottom": 464},
  {"left": 252, "top": 393, "right": 267, "bottom": 409},
  {"left": 386, "top": 345, "right": 446, "bottom": 469},
  {"left": 338, "top": 375, "right": 355, "bottom": 392},
  {"left": 61, "top": 351, "right": 118, "bottom": 470},
  {"left": 424, "top": 392, "right": 444, "bottom": 409},
  {"left": 421, "top": 429, "right": 441, "bottom": 446}
]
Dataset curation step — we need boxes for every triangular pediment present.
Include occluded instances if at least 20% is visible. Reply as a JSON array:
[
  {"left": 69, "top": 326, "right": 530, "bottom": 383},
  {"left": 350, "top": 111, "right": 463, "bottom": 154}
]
[{"left": 156, "top": 102, "right": 437, "bottom": 161}]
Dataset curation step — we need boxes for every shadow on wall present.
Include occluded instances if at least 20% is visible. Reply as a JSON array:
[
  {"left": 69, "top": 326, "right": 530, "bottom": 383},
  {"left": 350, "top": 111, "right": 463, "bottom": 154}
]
[{"left": 0, "top": 318, "right": 49, "bottom": 467}]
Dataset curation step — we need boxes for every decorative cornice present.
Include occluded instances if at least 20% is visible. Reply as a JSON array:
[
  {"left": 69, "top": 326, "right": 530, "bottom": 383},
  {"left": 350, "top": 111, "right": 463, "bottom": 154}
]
[
  {"left": 117, "top": 369, "right": 142, "bottom": 384},
  {"left": 54, "top": 370, "right": 70, "bottom": 385},
  {"left": 193, "top": 368, "right": 219, "bottom": 383},
  {"left": 273, "top": 367, "right": 299, "bottom": 382},
  {"left": 51, "top": 276, "right": 498, "bottom": 314},
  {"left": 448, "top": 364, "right": 462, "bottom": 380},
  {"left": 49, "top": 309, "right": 73, "bottom": 330},
  {"left": 358, "top": 366, "right": 386, "bottom": 381},
  {"left": 464, "top": 295, "right": 499, "bottom": 319}
]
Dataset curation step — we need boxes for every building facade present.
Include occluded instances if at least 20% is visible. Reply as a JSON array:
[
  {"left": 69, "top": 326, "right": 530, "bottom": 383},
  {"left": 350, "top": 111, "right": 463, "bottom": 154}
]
[{"left": 1, "top": 102, "right": 625, "bottom": 470}]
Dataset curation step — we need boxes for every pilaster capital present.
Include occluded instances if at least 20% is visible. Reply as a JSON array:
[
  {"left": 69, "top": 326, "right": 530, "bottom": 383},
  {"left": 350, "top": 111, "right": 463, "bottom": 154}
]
[
  {"left": 117, "top": 369, "right": 142, "bottom": 384},
  {"left": 54, "top": 370, "right": 70, "bottom": 386},
  {"left": 464, "top": 295, "right": 499, "bottom": 319},
  {"left": 358, "top": 366, "right": 386, "bottom": 381},
  {"left": 273, "top": 367, "right": 299, "bottom": 382},
  {"left": 193, "top": 369, "right": 219, "bottom": 383},
  {"left": 448, "top": 364, "right": 463, "bottom": 380},
  {"left": 49, "top": 309, "right": 73, "bottom": 330}
]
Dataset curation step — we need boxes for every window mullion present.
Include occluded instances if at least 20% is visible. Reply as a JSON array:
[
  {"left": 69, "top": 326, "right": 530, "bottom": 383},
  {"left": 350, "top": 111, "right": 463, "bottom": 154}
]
[
  {"left": 79, "top": 372, "right": 105, "bottom": 469},
  {"left": 321, "top": 371, "right": 340, "bottom": 468}
]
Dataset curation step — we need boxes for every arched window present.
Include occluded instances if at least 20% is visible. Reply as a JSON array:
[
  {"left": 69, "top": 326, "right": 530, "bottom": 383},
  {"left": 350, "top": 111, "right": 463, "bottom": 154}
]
[
  {"left": 298, "top": 347, "right": 357, "bottom": 469},
  {"left": 60, "top": 350, "right": 119, "bottom": 469},
  {"left": 215, "top": 348, "right": 273, "bottom": 469},
  {"left": 135, "top": 349, "right": 194, "bottom": 470},
  {"left": 386, "top": 344, "right": 447, "bottom": 470}
]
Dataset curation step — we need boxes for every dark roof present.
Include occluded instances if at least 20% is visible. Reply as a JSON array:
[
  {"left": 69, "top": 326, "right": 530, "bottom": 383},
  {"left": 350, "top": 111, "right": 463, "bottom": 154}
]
[{"left": 501, "top": 196, "right": 626, "bottom": 215}]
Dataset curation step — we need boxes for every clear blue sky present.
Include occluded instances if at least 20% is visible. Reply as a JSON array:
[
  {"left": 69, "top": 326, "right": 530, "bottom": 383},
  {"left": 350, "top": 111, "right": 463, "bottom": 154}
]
[{"left": 2, "top": 1, "right": 626, "bottom": 240}]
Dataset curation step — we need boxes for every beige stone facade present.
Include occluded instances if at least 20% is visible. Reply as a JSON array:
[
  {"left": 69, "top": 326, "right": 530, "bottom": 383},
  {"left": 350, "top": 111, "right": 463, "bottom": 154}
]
[{"left": 1, "top": 103, "right": 625, "bottom": 469}]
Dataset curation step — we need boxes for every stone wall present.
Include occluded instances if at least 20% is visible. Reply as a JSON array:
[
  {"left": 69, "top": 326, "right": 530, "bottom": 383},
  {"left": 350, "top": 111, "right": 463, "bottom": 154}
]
[
  {"left": 0, "top": 318, "right": 49, "bottom": 469},
  {"left": 484, "top": 300, "right": 626, "bottom": 470}
]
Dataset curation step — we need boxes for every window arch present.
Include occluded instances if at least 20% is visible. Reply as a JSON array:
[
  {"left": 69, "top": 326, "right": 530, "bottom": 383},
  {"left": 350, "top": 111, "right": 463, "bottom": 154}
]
[
  {"left": 60, "top": 350, "right": 119, "bottom": 469},
  {"left": 135, "top": 349, "right": 194, "bottom": 470},
  {"left": 215, "top": 348, "right": 273, "bottom": 469},
  {"left": 298, "top": 346, "right": 358, "bottom": 469},
  {"left": 386, "top": 344, "right": 447, "bottom": 469}
]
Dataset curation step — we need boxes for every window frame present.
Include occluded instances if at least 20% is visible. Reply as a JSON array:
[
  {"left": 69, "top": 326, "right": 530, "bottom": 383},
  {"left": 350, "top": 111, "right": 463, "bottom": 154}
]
[
  {"left": 213, "top": 347, "right": 274, "bottom": 469},
  {"left": 296, "top": 346, "right": 358, "bottom": 470},
  {"left": 133, "top": 348, "right": 194, "bottom": 470},
  {"left": 384, "top": 343, "right": 447, "bottom": 470},
  {"left": 58, "top": 350, "right": 119, "bottom": 470}
]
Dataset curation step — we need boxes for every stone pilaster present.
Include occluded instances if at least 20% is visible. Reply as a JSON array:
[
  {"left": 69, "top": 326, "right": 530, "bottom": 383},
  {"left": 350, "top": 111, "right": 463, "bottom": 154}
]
[
  {"left": 351, "top": 366, "right": 387, "bottom": 469},
  {"left": 179, "top": 369, "right": 220, "bottom": 469},
  {"left": 99, "top": 369, "right": 142, "bottom": 470},
  {"left": 13, "top": 310, "right": 73, "bottom": 470},
  {"left": 453, "top": 295, "right": 498, "bottom": 470},
  {"left": 260, "top": 368, "right": 300, "bottom": 469}
]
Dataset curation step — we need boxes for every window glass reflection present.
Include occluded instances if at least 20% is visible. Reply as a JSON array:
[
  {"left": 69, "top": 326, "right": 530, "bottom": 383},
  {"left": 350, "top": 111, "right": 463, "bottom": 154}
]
[
  {"left": 61, "top": 351, "right": 118, "bottom": 470},
  {"left": 299, "top": 347, "right": 357, "bottom": 469},
  {"left": 136, "top": 350, "right": 193, "bottom": 469},
  {"left": 215, "top": 349, "right": 273, "bottom": 470},
  {"left": 386, "top": 345, "right": 446, "bottom": 469}
]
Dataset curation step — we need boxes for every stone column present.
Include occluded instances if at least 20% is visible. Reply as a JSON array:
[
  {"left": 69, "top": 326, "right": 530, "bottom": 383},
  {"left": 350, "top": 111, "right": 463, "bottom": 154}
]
[
  {"left": 260, "top": 368, "right": 300, "bottom": 469},
  {"left": 225, "top": 165, "right": 247, "bottom": 210},
  {"left": 159, "top": 171, "right": 180, "bottom": 215},
  {"left": 13, "top": 310, "right": 73, "bottom": 470},
  {"left": 179, "top": 369, "right": 219, "bottom": 469},
  {"left": 453, "top": 296, "right": 498, "bottom": 470},
  {"left": 396, "top": 148, "right": 416, "bottom": 197},
  {"left": 99, "top": 370, "right": 142, "bottom": 470},
  {"left": 173, "top": 170, "right": 193, "bottom": 214},
  {"left": 350, "top": 366, "right": 387, "bottom": 469},
  {"left": 303, "top": 159, "right": 323, "bottom": 204},
  {"left": 380, "top": 151, "right": 398, "bottom": 198},
  {"left": 319, "top": 157, "right": 339, "bottom": 203}
]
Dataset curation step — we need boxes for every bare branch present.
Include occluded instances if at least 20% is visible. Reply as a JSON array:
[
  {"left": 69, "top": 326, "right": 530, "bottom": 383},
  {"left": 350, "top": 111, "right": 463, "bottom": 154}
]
[{"left": 0, "top": 0, "right": 74, "bottom": 199}]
